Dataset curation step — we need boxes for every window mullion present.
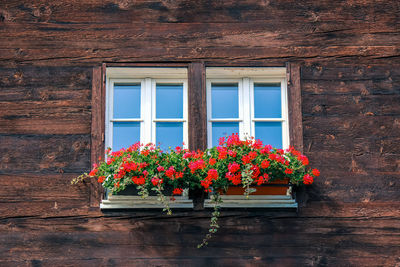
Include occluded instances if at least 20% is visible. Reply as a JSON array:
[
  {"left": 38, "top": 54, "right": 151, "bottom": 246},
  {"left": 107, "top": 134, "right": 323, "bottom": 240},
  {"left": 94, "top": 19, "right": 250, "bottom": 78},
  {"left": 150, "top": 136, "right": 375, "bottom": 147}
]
[
  {"left": 281, "top": 77, "right": 289, "bottom": 149},
  {"left": 241, "top": 78, "right": 251, "bottom": 139},
  {"left": 143, "top": 78, "right": 153, "bottom": 145}
]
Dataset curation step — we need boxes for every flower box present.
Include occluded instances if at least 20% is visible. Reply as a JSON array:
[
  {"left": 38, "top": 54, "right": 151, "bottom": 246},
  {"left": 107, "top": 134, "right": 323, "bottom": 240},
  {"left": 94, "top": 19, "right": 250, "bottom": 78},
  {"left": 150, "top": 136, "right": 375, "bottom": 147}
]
[
  {"left": 222, "top": 179, "right": 290, "bottom": 196},
  {"left": 100, "top": 184, "right": 193, "bottom": 210}
]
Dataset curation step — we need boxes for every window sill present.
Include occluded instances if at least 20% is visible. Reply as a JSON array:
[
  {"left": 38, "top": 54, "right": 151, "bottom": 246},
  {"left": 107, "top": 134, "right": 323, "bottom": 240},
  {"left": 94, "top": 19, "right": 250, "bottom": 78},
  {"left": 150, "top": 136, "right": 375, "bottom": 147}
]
[
  {"left": 204, "top": 195, "right": 297, "bottom": 209},
  {"left": 100, "top": 195, "right": 193, "bottom": 210},
  {"left": 100, "top": 195, "right": 297, "bottom": 210}
]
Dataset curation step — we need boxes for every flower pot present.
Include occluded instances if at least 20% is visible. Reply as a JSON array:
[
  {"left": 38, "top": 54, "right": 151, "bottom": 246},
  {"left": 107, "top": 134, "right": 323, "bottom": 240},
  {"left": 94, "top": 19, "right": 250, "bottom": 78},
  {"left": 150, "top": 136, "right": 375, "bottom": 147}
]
[
  {"left": 222, "top": 179, "right": 290, "bottom": 196},
  {"left": 189, "top": 188, "right": 208, "bottom": 210}
]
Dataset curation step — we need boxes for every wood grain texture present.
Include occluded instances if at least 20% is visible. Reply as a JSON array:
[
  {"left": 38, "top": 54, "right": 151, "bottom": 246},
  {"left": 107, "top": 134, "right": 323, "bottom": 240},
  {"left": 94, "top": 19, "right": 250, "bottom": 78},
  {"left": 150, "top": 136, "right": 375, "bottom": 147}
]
[
  {"left": 0, "top": 0, "right": 399, "bottom": 265},
  {"left": 287, "top": 62, "right": 303, "bottom": 152},
  {"left": 188, "top": 62, "right": 207, "bottom": 151},
  {"left": 89, "top": 65, "right": 105, "bottom": 207}
]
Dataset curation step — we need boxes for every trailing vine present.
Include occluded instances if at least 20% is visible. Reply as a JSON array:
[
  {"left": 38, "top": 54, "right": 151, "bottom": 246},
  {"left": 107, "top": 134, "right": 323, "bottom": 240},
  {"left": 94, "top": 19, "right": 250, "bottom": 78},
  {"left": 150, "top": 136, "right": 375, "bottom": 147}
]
[
  {"left": 152, "top": 182, "right": 172, "bottom": 215},
  {"left": 197, "top": 193, "right": 222, "bottom": 248},
  {"left": 241, "top": 164, "right": 256, "bottom": 199},
  {"left": 70, "top": 173, "right": 89, "bottom": 185}
]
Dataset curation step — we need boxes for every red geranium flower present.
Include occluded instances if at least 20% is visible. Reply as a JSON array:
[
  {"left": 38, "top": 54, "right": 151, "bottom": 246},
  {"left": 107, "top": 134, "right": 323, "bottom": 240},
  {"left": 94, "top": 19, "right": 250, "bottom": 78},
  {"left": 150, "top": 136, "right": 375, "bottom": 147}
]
[
  {"left": 173, "top": 188, "right": 183, "bottom": 195},
  {"left": 207, "top": 169, "right": 219, "bottom": 180},
  {"left": 209, "top": 158, "right": 217, "bottom": 166},
  {"left": 228, "top": 162, "right": 240, "bottom": 173},
  {"left": 151, "top": 177, "right": 163, "bottom": 186},
  {"left": 285, "top": 168, "right": 293, "bottom": 174},
  {"left": 303, "top": 174, "right": 313, "bottom": 185},
  {"left": 261, "top": 160, "right": 270, "bottom": 169},
  {"left": 312, "top": 169, "right": 320, "bottom": 176},
  {"left": 165, "top": 166, "right": 176, "bottom": 178}
]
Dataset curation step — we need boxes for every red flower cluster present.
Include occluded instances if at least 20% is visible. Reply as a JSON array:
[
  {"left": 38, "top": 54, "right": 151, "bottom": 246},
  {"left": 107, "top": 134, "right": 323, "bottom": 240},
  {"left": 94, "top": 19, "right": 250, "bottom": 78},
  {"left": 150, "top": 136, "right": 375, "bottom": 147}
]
[
  {"left": 261, "top": 160, "right": 270, "bottom": 169},
  {"left": 87, "top": 134, "right": 320, "bottom": 197},
  {"left": 173, "top": 188, "right": 183, "bottom": 195},
  {"left": 165, "top": 166, "right": 176, "bottom": 178},
  {"left": 209, "top": 158, "right": 217, "bottom": 166},
  {"left": 189, "top": 159, "right": 205, "bottom": 174},
  {"left": 228, "top": 162, "right": 240, "bottom": 173},
  {"left": 303, "top": 174, "right": 313, "bottom": 185},
  {"left": 132, "top": 176, "right": 145, "bottom": 185},
  {"left": 151, "top": 177, "right": 163, "bottom": 186}
]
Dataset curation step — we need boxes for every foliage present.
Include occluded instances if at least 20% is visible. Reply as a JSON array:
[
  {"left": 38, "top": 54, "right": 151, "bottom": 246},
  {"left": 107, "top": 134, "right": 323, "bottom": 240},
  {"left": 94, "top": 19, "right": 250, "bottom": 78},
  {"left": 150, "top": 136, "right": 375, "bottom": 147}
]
[{"left": 73, "top": 134, "right": 320, "bottom": 247}]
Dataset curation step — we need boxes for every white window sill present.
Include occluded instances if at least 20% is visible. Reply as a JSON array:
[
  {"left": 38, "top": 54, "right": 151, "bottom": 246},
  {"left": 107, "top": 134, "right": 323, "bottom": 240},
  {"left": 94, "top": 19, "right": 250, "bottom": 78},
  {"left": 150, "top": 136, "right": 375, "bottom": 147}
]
[
  {"left": 100, "top": 195, "right": 194, "bottom": 210},
  {"left": 204, "top": 195, "right": 297, "bottom": 209},
  {"left": 100, "top": 195, "right": 297, "bottom": 210}
]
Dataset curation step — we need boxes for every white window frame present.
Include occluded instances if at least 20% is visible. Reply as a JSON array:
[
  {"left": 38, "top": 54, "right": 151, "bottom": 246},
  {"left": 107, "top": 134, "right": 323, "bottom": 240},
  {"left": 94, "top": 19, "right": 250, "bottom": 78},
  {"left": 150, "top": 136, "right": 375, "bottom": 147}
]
[
  {"left": 105, "top": 68, "right": 188, "bottom": 151},
  {"left": 206, "top": 67, "right": 289, "bottom": 149}
]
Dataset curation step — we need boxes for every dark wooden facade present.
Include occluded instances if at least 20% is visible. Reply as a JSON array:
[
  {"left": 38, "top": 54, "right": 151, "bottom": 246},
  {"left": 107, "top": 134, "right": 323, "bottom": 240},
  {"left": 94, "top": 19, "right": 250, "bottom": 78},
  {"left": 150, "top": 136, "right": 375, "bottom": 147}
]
[{"left": 1, "top": 1, "right": 399, "bottom": 266}]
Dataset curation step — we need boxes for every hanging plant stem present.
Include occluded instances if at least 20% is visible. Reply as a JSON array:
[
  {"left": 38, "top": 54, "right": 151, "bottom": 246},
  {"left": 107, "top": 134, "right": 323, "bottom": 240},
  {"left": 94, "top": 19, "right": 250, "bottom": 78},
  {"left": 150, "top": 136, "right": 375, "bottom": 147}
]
[
  {"left": 241, "top": 164, "right": 256, "bottom": 199},
  {"left": 198, "top": 193, "right": 222, "bottom": 248},
  {"left": 152, "top": 183, "right": 172, "bottom": 215}
]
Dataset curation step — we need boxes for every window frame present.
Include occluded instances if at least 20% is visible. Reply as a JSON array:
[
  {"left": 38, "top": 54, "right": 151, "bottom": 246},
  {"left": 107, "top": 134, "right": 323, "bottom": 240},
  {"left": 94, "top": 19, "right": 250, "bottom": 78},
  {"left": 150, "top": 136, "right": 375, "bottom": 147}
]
[
  {"left": 90, "top": 63, "right": 303, "bottom": 209},
  {"left": 105, "top": 68, "right": 188, "bottom": 151},
  {"left": 206, "top": 68, "right": 289, "bottom": 149}
]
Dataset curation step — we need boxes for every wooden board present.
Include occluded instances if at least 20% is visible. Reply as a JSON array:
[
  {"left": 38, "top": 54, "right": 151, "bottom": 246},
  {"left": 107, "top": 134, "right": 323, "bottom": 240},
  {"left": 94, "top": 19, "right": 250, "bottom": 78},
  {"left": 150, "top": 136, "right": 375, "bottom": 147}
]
[{"left": 0, "top": 0, "right": 399, "bottom": 265}]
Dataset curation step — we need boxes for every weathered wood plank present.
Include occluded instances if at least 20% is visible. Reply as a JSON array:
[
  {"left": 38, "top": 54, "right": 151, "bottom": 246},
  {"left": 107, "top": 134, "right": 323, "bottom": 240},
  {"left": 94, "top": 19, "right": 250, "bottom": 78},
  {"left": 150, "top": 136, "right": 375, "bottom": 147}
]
[
  {"left": 287, "top": 62, "right": 303, "bottom": 152},
  {"left": 188, "top": 62, "right": 207, "bottom": 151},
  {"left": 0, "top": 134, "right": 90, "bottom": 173}
]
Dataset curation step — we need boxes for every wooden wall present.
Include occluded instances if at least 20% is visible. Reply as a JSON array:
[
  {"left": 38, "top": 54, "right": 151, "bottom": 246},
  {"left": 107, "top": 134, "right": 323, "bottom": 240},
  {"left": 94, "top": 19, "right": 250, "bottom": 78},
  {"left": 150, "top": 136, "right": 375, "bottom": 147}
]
[{"left": 0, "top": 1, "right": 399, "bottom": 266}]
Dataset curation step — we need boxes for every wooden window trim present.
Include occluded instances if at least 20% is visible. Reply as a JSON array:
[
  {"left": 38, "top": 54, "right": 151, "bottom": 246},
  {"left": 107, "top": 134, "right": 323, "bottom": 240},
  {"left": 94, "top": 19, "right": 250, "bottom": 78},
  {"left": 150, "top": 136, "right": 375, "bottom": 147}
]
[{"left": 90, "top": 62, "right": 302, "bottom": 208}]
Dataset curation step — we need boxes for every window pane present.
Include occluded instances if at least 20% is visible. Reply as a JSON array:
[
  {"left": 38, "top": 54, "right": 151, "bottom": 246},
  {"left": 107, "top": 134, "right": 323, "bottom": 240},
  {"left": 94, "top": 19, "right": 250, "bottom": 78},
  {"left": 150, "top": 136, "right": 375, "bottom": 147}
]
[
  {"left": 156, "top": 84, "right": 183, "bottom": 119},
  {"left": 255, "top": 122, "right": 282, "bottom": 148},
  {"left": 211, "top": 122, "right": 239, "bottom": 147},
  {"left": 254, "top": 83, "right": 281, "bottom": 118},
  {"left": 113, "top": 84, "right": 141, "bottom": 118},
  {"left": 113, "top": 122, "right": 140, "bottom": 151},
  {"left": 156, "top": 122, "right": 183, "bottom": 150},
  {"left": 211, "top": 83, "right": 238, "bottom": 118}
]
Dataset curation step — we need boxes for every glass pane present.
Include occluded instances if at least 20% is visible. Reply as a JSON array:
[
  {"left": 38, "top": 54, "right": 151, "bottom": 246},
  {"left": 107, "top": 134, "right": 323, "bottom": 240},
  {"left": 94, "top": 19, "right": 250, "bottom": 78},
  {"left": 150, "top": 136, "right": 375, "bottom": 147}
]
[
  {"left": 211, "top": 122, "right": 239, "bottom": 147},
  {"left": 113, "top": 122, "right": 140, "bottom": 151},
  {"left": 156, "top": 84, "right": 183, "bottom": 119},
  {"left": 211, "top": 83, "right": 238, "bottom": 118},
  {"left": 113, "top": 84, "right": 141, "bottom": 118},
  {"left": 156, "top": 122, "right": 183, "bottom": 150},
  {"left": 255, "top": 122, "right": 282, "bottom": 148},
  {"left": 254, "top": 83, "right": 281, "bottom": 118}
]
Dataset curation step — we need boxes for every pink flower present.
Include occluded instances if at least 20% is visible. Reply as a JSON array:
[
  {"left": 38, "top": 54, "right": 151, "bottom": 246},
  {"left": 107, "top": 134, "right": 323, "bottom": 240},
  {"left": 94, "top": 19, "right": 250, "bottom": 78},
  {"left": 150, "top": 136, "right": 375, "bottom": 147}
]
[
  {"left": 228, "top": 162, "right": 240, "bottom": 173},
  {"left": 157, "top": 166, "right": 165, "bottom": 172},
  {"left": 303, "top": 174, "right": 313, "bottom": 185}
]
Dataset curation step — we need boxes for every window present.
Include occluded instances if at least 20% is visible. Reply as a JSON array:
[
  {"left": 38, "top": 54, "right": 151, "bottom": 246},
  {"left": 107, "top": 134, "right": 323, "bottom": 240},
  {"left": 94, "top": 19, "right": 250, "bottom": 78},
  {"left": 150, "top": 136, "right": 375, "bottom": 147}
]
[
  {"left": 206, "top": 67, "right": 288, "bottom": 149},
  {"left": 105, "top": 68, "right": 188, "bottom": 151},
  {"left": 91, "top": 64, "right": 302, "bottom": 209}
]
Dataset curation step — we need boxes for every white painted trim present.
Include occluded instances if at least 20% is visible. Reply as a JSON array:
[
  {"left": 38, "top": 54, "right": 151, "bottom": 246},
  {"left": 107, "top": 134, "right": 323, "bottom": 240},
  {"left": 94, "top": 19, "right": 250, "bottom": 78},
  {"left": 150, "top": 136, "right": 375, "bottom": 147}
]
[
  {"left": 209, "top": 118, "right": 243, "bottom": 122},
  {"left": 252, "top": 118, "right": 285, "bottom": 122},
  {"left": 281, "top": 77, "right": 290, "bottom": 149},
  {"left": 107, "top": 67, "right": 187, "bottom": 79},
  {"left": 144, "top": 78, "right": 152, "bottom": 145},
  {"left": 206, "top": 67, "right": 286, "bottom": 79},
  {"left": 206, "top": 79, "right": 213, "bottom": 148},
  {"left": 242, "top": 77, "right": 251, "bottom": 139},
  {"left": 153, "top": 119, "right": 186, "bottom": 122},
  {"left": 151, "top": 78, "right": 156, "bottom": 145},
  {"left": 204, "top": 195, "right": 297, "bottom": 208},
  {"left": 101, "top": 195, "right": 193, "bottom": 209},
  {"left": 110, "top": 118, "right": 144, "bottom": 122}
]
